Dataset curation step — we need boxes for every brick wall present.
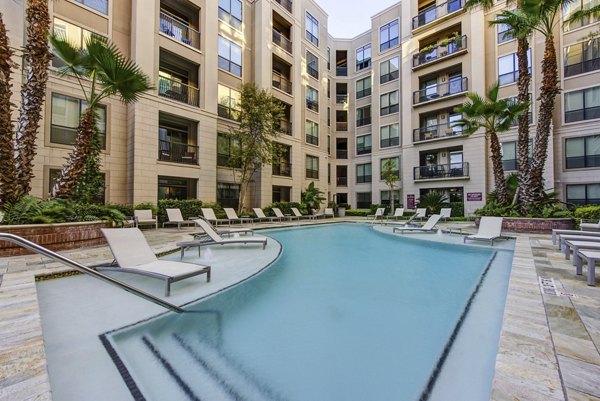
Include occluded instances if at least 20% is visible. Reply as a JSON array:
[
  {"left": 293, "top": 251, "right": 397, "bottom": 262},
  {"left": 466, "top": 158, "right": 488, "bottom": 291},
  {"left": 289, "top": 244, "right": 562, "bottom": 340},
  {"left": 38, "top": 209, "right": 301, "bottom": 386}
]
[
  {"left": 0, "top": 222, "right": 109, "bottom": 257},
  {"left": 476, "top": 217, "right": 574, "bottom": 234}
]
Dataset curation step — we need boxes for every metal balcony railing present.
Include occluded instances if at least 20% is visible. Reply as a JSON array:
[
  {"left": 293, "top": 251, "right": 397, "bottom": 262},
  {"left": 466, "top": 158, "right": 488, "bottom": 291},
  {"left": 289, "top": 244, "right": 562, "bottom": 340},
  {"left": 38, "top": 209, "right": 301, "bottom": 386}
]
[
  {"left": 412, "top": 0, "right": 464, "bottom": 30},
  {"left": 336, "top": 66, "right": 348, "bottom": 76},
  {"left": 158, "top": 139, "right": 199, "bottom": 165},
  {"left": 336, "top": 122, "right": 348, "bottom": 131},
  {"left": 413, "top": 122, "right": 464, "bottom": 142},
  {"left": 307, "top": 65, "right": 319, "bottom": 79},
  {"left": 158, "top": 76, "right": 199, "bottom": 107},
  {"left": 336, "top": 149, "right": 348, "bottom": 159},
  {"left": 272, "top": 72, "right": 292, "bottom": 94},
  {"left": 336, "top": 176, "right": 348, "bottom": 186},
  {"left": 357, "top": 146, "right": 372, "bottom": 155},
  {"left": 413, "top": 77, "right": 468, "bottom": 105},
  {"left": 272, "top": 29, "right": 292, "bottom": 53},
  {"left": 336, "top": 94, "right": 348, "bottom": 104},
  {"left": 413, "top": 162, "right": 469, "bottom": 180},
  {"left": 275, "top": 0, "right": 293, "bottom": 12},
  {"left": 306, "top": 99, "right": 319, "bottom": 112},
  {"left": 159, "top": 11, "right": 201, "bottom": 50},
  {"left": 413, "top": 35, "right": 468, "bottom": 68},
  {"left": 272, "top": 162, "right": 292, "bottom": 177},
  {"left": 356, "top": 117, "right": 371, "bottom": 127},
  {"left": 356, "top": 175, "right": 372, "bottom": 184}
]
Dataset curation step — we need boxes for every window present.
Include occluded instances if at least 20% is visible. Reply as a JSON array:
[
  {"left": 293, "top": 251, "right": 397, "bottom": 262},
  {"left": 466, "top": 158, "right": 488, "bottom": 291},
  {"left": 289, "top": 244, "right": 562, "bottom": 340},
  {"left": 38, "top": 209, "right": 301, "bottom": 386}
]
[
  {"left": 380, "top": 91, "right": 399, "bottom": 116},
  {"left": 497, "top": 22, "right": 514, "bottom": 44},
  {"left": 380, "top": 57, "right": 399, "bottom": 84},
  {"left": 501, "top": 141, "right": 517, "bottom": 171},
  {"left": 218, "top": 36, "right": 242, "bottom": 77},
  {"left": 49, "top": 168, "right": 105, "bottom": 202},
  {"left": 306, "top": 120, "right": 319, "bottom": 145},
  {"left": 356, "top": 76, "right": 372, "bottom": 99},
  {"left": 356, "top": 163, "right": 372, "bottom": 183},
  {"left": 52, "top": 18, "right": 96, "bottom": 68},
  {"left": 381, "top": 190, "right": 400, "bottom": 207},
  {"left": 380, "top": 20, "right": 399, "bottom": 52},
  {"left": 356, "top": 43, "right": 372, "bottom": 70},
  {"left": 356, "top": 192, "right": 372, "bottom": 209},
  {"left": 563, "top": 0, "right": 600, "bottom": 31},
  {"left": 566, "top": 135, "right": 600, "bottom": 169},
  {"left": 565, "top": 86, "right": 600, "bottom": 123},
  {"left": 356, "top": 106, "right": 371, "bottom": 127},
  {"left": 306, "top": 86, "right": 319, "bottom": 112},
  {"left": 566, "top": 183, "right": 600, "bottom": 205},
  {"left": 217, "top": 133, "right": 241, "bottom": 167},
  {"left": 564, "top": 38, "right": 600, "bottom": 77},
  {"left": 51, "top": 93, "right": 106, "bottom": 149},
  {"left": 73, "top": 0, "right": 108, "bottom": 14},
  {"left": 217, "top": 182, "right": 240, "bottom": 208},
  {"left": 380, "top": 123, "right": 400, "bottom": 148},
  {"left": 498, "top": 49, "right": 531, "bottom": 85},
  {"left": 272, "top": 185, "right": 291, "bottom": 202},
  {"left": 217, "top": 85, "right": 241, "bottom": 121},
  {"left": 380, "top": 157, "right": 400, "bottom": 180},
  {"left": 506, "top": 95, "right": 533, "bottom": 126},
  {"left": 306, "top": 155, "right": 319, "bottom": 178},
  {"left": 327, "top": 47, "right": 331, "bottom": 70},
  {"left": 307, "top": 51, "right": 319, "bottom": 79},
  {"left": 356, "top": 134, "right": 372, "bottom": 155},
  {"left": 218, "top": 0, "right": 242, "bottom": 30},
  {"left": 306, "top": 12, "right": 319, "bottom": 46},
  {"left": 158, "top": 176, "right": 197, "bottom": 200}
]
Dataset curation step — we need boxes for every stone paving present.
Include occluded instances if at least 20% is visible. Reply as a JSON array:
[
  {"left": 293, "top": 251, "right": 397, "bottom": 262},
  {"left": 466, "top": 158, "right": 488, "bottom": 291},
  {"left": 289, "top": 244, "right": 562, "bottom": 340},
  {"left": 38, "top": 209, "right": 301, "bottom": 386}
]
[{"left": 0, "top": 218, "right": 599, "bottom": 400}]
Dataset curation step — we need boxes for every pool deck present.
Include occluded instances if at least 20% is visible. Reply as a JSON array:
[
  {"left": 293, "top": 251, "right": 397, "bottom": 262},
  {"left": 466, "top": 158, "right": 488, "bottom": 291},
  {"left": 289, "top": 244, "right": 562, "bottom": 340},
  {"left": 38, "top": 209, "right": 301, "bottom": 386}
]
[{"left": 0, "top": 218, "right": 599, "bottom": 401}]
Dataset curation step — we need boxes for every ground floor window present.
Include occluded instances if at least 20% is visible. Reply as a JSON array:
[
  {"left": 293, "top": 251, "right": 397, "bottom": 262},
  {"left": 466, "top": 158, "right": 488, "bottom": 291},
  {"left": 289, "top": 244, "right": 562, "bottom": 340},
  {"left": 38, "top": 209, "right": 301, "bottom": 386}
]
[
  {"left": 335, "top": 193, "right": 348, "bottom": 204},
  {"left": 49, "top": 168, "right": 105, "bottom": 203},
  {"left": 158, "top": 176, "right": 197, "bottom": 200},
  {"left": 356, "top": 192, "right": 371, "bottom": 209},
  {"left": 272, "top": 185, "right": 291, "bottom": 202},
  {"left": 380, "top": 190, "right": 400, "bottom": 207},
  {"left": 418, "top": 187, "right": 464, "bottom": 216},
  {"left": 566, "top": 183, "right": 600, "bottom": 205},
  {"left": 217, "top": 182, "right": 240, "bottom": 208}
]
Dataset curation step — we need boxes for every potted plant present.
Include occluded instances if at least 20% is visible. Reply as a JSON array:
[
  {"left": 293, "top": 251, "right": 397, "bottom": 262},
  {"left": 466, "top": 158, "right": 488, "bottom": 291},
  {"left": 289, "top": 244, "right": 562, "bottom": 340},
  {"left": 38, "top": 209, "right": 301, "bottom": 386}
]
[{"left": 338, "top": 203, "right": 350, "bottom": 217}]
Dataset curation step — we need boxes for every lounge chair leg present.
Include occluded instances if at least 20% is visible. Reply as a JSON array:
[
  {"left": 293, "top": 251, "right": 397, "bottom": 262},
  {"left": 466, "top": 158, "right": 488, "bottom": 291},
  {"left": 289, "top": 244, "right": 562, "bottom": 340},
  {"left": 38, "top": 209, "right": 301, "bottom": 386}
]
[
  {"left": 576, "top": 253, "right": 583, "bottom": 275},
  {"left": 165, "top": 280, "right": 171, "bottom": 297},
  {"left": 206, "top": 268, "right": 211, "bottom": 282},
  {"left": 587, "top": 256, "right": 596, "bottom": 286},
  {"left": 180, "top": 248, "right": 184, "bottom": 260},
  {"left": 198, "top": 246, "right": 201, "bottom": 257}
]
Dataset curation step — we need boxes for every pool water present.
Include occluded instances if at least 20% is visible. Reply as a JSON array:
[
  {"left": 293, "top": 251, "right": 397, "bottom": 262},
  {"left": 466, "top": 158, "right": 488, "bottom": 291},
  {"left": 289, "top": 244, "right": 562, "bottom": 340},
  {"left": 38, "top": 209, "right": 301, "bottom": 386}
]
[{"left": 107, "top": 224, "right": 512, "bottom": 401}]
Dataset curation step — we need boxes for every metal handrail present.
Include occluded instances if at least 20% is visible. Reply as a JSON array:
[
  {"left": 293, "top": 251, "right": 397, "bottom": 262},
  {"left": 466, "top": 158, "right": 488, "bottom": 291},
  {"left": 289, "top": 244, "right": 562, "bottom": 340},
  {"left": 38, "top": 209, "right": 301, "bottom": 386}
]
[{"left": 0, "top": 233, "right": 185, "bottom": 313}]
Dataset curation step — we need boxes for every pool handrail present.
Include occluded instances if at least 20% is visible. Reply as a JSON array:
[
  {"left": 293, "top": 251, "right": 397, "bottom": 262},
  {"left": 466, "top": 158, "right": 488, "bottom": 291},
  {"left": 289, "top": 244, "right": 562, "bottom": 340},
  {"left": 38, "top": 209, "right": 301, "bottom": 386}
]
[{"left": 0, "top": 232, "right": 185, "bottom": 313}]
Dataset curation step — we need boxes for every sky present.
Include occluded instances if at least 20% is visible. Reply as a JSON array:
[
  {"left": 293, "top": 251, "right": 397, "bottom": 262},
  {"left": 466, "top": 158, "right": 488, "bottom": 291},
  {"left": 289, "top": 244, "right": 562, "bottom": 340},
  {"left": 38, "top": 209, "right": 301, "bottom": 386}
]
[{"left": 316, "top": 0, "right": 400, "bottom": 38}]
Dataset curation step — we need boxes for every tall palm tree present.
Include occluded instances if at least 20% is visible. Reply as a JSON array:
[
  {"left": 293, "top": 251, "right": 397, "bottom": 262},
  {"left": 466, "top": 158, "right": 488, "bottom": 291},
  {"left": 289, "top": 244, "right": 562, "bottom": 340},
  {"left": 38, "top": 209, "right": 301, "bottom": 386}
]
[
  {"left": 49, "top": 33, "right": 152, "bottom": 199},
  {"left": 455, "top": 83, "right": 529, "bottom": 204}
]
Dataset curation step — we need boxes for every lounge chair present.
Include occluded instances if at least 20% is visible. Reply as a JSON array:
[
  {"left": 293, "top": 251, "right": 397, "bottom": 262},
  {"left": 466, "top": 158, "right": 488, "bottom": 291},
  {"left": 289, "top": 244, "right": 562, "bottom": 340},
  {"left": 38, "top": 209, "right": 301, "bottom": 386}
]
[
  {"left": 134, "top": 210, "right": 158, "bottom": 230},
  {"left": 202, "top": 208, "right": 229, "bottom": 226},
  {"left": 99, "top": 228, "right": 210, "bottom": 296},
  {"left": 385, "top": 212, "right": 420, "bottom": 227},
  {"left": 191, "top": 218, "right": 254, "bottom": 238},
  {"left": 224, "top": 208, "right": 254, "bottom": 224},
  {"left": 564, "top": 240, "right": 600, "bottom": 263},
  {"left": 273, "top": 207, "right": 297, "bottom": 221},
  {"left": 440, "top": 208, "right": 452, "bottom": 221},
  {"left": 253, "top": 208, "right": 281, "bottom": 222},
  {"left": 415, "top": 208, "right": 427, "bottom": 221},
  {"left": 324, "top": 208, "right": 335, "bottom": 218},
  {"left": 464, "top": 217, "right": 504, "bottom": 245},
  {"left": 291, "top": 207, "right": 311, "bottom": 220},
  {"left": 393, "top": 214, "right": 442, "bottom": 234},
  {"left": 574, "top": 249, "right": 600, "bottom": 286},
  {"left": 558, "top": 235, "right": 600, "bottom": 251},
  {"left": 388, "top": 208, "right": 405, "bottom": 220},
  {"left": 311, "top": 208, "right": 326, "bottom": 219},
  {"left": 163, "top": 208, "right": 196, "bottom": 230},
  {"left": 552, "top": 229, "right": 600, "bottom": 245},
  {"left": 367, "top": 208, "right": 386, "bottom": 224},
  {"left": 177, "top": 218, "right": 267, "bottom": 258},
  {"left": 580, "top": 220, "right": 600, "bottom": 232}
]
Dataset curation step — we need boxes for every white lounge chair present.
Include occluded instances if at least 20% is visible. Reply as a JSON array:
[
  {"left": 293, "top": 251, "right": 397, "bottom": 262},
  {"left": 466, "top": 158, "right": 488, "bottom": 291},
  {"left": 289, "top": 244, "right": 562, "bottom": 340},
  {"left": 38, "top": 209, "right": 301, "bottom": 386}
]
[
  {"left": 552, "top": 229, "right": 600, "bottom": 245},
  {"left": 393, "top": 214, "right": 442, "bottom": 234},
  {"left": 134, "top": 209, "right": 158, "bottom": 230},
  {"left": 253, "top": 208, "right": 280, "bottom": 222},
  {"left": 291, "top": 207, "right": 311, "bottom": 220},
  {"left": 385, "top": 212, "right": 420, "bottom": 227},
  {"left": 99, "top": 228, "right": 210, "bottom": 296},
  {"left": 580, "top": 220, "right": 600, "bottom": 232},
  {"left": 162, "top": 208, "right": 196, "bottom": 230},
  {"left": 312, "top": 208, "right": 326, "bottom": 219},
  {"left": 367, "top": 208, "right": 386, "bottom": 224},
  {"left": 224, "top": 208, "right": 254, "bottom": 224},
  {"left": 388, "top": 208, "right": 405, "bottom": 220},
  {"left": 574, "top": 249, "right": 600, "bottom": 286},
  {"left": 440, "top": 208, "right": 452, "bottom": 221},
  {"left": 273, "top": 208, "right": 297, "bottom": 221},
  {"left": 202, "top": 208, "right": 229, "bottom": 226},
  {"left": 177, "top": 218, "right": 268, "bottom": 258},
  {"left": 191, "top": 218, "right": 254, "bottom": 238},
  {"left": 324, "top": 208, "right": 335, "bottom": 218},
  {"left": 415, "top": 208, "right": 427, "bottom": 221},
  {"left": 464, "top": 217, "right": 504, "bottom": 245}
]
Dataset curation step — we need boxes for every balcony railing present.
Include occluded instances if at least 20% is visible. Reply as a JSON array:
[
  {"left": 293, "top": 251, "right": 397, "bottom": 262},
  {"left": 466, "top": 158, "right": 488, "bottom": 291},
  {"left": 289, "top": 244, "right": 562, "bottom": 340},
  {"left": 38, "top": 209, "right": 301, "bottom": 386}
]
[
  {"left": 412, "top": 0, "right": 464, "bottom": 30},
  {"left": 413, "top": 162, "right": 469, "bottom": 180},
  {"left": 275, "top": 0, "right": 293, "bottom": 12},
  {"left": 336, "top": 149, "right": 348, "bottom": 159},
  {"left": 306, "top": 169, "right": 319, "bottom": 179},
  {"left": 336, "top": 94, "right": 348, "bottom": 104},
  {"left": 336, "top": 122, "right": 348, "bottom": 131},
  {"left": 336, "top": 66, "right": 348, "bottom": 76},
  {"left": 356, "top": 117, "right": 371, "bottom": 127},
  {"left": 272, "top": 29, "right": 292, "bottom": 53},
  {"left": 273, "top": 162, "right": 292, "bottom": 177},
  {"left": 413, "top": 35, "right": 468, "bottom": 68},
  {"left": 279, "top": 120, "right": 292, "bottom": 135},
  {"left": 272, "top": 72, "right": 292, "bottom": 94},
  {"left": 413, "top": 122, "right": 464, "bottom": 142},
  {"left": 306, "top": 99, "right": 319, "bottom": 112},
  {"left": 357, "top": 146, "right": 372, "bottom": 155},
  {"left": 158, "top": 139, "right": 198, "bottom": 165},
  {"left": 158, "top": 76, "right": 199, "bottom": 107},
  {"left": 159, "top": 12, "right": 200, "bottom": 50},
  {"left": 337, "top": 176, "right": 348, "bottom": 186},
  {"left": 413, "top": 77, "right": 468, "bottom": 105},
  {"left": 307, "top": 65, "right": 319, "bottom": 79},
  {"left": 356, "top": 175, "right": 372, "bottom": 184},
  {"left": 356, "top": 88, "right": 372, "bottom": 98}
]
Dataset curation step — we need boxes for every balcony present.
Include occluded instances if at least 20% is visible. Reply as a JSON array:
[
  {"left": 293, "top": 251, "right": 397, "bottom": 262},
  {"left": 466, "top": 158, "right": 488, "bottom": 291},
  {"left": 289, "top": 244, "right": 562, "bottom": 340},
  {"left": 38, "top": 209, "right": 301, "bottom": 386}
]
[
  {"left": 273, "top": 162, "right": 292, "bottom": 177},
  {"left": 336, "top": 122, "right": 348, "bottom": 131},
  {"left": 356, "top": 117, "right": 371, "bottom": 127},
  {"left": 413, "top": 35, "right": 468, "bottom": 68},
  {"left": 413, "top": 77, "right": 468, "bottom": 105},
  {"left": 272, "top": 29, "right": 292, "bottom": 53},
  {"left": 159, "top": 11, "right": 200, "bottom": 50},
  {"left": 413, "top": 122, "right": 464, "bottom": 142},
  {"left": 306, "top": 99, "right": 319, "bottom": 112},
  {"left": 413, "top": 162, "right": 469, "bottom": 180},
  {"left": 412, "top": 0, "right": 464, "bottom": 30},
  {"left": 336, "top": 94, "right": 348, "bottom": 104},
  {"left": 158, "top": 76, "right": 199, "bottom": 107},
  {"left": 275, "top": 0, "right": 293, "bottom": 12},
  {"left": 337, "top": 176, "right": 348, "bottom": 187},
  {"left": 336, "top": 149, "right": 348, "bottom": 159},
  {"left": 272, "top": 71, "right": 292, "bottom": 94},
  {"left": 307, "top": 65, "right": 319, "bottom": 79},
  {"left": 336, "top": 66, "right": 348, "bottom": 76},
  {"left": 357, "top": 146, "right": 372, "bottom": 155},
  {"left": 279, "top": 119, "right": 292, "bottom": 135},
  {"left": 158, "top": 139, "right": 198, "bottom": 165}
]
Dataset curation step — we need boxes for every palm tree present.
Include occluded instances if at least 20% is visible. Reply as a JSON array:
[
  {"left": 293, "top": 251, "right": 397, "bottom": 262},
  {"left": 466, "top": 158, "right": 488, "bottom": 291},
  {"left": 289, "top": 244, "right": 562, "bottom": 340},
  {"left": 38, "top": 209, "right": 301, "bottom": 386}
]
[
  {"left": 49, "top": 33, "right": 152, "bottom": 198},
  {"left": 455, "top": 83, "right": 529, "bottom": 204}
]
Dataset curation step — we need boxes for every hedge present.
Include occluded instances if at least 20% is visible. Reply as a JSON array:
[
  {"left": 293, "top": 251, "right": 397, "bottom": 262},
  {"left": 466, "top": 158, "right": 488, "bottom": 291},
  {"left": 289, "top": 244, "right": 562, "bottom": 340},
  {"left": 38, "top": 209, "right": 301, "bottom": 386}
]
[
  {"left": 157, "top": 199, "right": 203, "bottom": 223},
  {"left": 574, "top": 205, "right": 600, "bottom": 220},
  {"left": 264, "top": 202, "right": 307, "bottom": 217}
]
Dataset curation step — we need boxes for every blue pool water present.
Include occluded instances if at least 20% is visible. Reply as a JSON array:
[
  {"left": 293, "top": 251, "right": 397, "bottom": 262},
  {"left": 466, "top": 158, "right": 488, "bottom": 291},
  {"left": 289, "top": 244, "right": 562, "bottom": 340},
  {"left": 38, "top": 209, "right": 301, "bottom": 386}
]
[{"left": 107, "top": 224, "right": 512, "bottom": 401}]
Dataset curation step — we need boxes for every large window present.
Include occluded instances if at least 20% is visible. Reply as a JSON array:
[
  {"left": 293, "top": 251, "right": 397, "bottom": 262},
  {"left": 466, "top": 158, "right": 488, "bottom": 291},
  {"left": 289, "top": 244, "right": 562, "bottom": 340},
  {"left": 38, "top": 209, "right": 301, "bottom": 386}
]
[
  {"left": 218, "top": 36, "right": 242, "bottom": 77},
  {"left": 306, "top": 155, "right": 319, "bottom": 179},
  {"left": 380, "top": 157, "right": 400, "bottom": 180},
  {"left": 306, "top": 12, "right": 319, "bottom": 46},
  {"left": 51, "top": 93, "right": 106, "bottom": 149},
  {"left": 563, "top": 0, "right": 600, "bottom": 31},
  {"left": 356, "top": 106, "right": 371, "bottom": 127},
  {"left": 306, "top": 86, "right": 319, "bottom": 112},
  {"left": 566, "top": 135, "right": 600, "bottom": 169},
  {"left": 380, "top": 91, "right": 399, "bottom": 116},
  {"left": 380, "top": 57, "right": 399, "bottom": 84},
  {"left": 158, "top": 176, "right": 197, "bottom": 200},
  {"left": 217, "top": 182, "right": 240, "bottom": 208},
  {"left": 565, "top": 86, "right": 600, "bottom": 123},
  {"left": 307, "top": 51, "right": 319, "bottom": 79},
  {"left": 356, "top": 192, "right": 372, "bottom": 209},
  {"left": 381, "top": 190, "right": 400, "bottom": 207},
  {"left": 52, "top": 18, "right": 96, "bottom": 68},
  {"left": 356, "top": 134, "right": 372, "bottom": 155},
  {"left": 356, "top": 43, "right": 372, "bottom": 71},
  {"left": 501, "top": 141, "right": 517, "bottom": 171},
  {"left": 49, "top": 168, "right": 105, "bottom": 202},
  {"left": 497, "top": 21, "right": 514, "bottom": 44},
  {"left": 564, "top": 38, "right": 600, "bottom": 77},
  {"left": 217, "top": 85, "right": 241, "bottom": 121},
  {"left": 380, "top": 124, "right": 400, "bottom": 148},
  {"left": 306, "top": 120, "right": 319, "bottom": 146},
  {"left": 218, "top": 0, "right": 242, "bottom": 30},
  {"left": 566, "top": 183, "right": 600, "bottom": 205},
  {"left": 356, "top": 163, "right": 372, "bottom": 183},
  {"left": 379, "top": 20, "right": 399, "bottom": 52},
  {"left": 73, "top": 0, "right": 108, "bottom": 14},
  {"left": 498, "top": 49, "right": 531, "bottom": 85},
  {"left": 356, "top": 76, "right": 372, "bottom": 99},
  {"left": 217, "top": 133, "right": 241, "bottom": 167},
  {"left": 506, "top": 95, "right": 533, "bottom": 126}
]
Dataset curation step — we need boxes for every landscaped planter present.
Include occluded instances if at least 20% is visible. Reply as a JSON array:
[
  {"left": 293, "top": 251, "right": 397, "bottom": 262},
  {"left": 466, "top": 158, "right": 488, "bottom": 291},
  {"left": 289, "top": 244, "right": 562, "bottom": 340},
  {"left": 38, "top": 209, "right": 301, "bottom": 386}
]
[
  {"left": 475, "top": 217, "right": 574, "bottom": 234},
  {"left": 0, "top": 221, "right": 109, "bottom": 257}
]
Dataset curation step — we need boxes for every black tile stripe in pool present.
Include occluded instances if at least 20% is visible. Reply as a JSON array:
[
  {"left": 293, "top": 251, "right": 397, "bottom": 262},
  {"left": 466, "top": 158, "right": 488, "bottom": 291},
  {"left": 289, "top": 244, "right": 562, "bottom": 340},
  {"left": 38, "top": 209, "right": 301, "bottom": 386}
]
[{"left": 99, "top": 334, "right": 147, "bottom": 401}]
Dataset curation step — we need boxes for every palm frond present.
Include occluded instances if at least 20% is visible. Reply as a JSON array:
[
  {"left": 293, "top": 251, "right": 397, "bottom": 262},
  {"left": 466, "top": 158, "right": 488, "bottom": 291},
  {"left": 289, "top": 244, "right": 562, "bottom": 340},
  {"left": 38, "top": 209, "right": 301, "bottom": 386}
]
[
  {"left": 48, "top": 34, "right": 86, "bottom": 76},
  {"left": 566, "top": 3, "right": 600, "bottom": 25}
]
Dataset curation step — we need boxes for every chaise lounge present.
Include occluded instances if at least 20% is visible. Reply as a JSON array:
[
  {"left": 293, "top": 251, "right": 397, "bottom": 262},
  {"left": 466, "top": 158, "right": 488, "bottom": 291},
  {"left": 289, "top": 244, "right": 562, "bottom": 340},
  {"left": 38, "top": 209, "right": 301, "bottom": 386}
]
[
  {"left": 162, "top": 208, "right": 196, "bottom": 230},
  {"left": 464, "top": 217, "right": 504, "bottom": 245},
  {"left": 393, "top": 214, "right": 441, "bottom": 234}
]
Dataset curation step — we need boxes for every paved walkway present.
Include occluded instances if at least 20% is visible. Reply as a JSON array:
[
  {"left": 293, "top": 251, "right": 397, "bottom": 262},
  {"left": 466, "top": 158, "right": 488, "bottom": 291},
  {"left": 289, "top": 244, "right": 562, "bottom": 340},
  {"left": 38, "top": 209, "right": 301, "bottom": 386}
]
[{"left": 0, "top": 219, "right": 599, "bottom": 400}]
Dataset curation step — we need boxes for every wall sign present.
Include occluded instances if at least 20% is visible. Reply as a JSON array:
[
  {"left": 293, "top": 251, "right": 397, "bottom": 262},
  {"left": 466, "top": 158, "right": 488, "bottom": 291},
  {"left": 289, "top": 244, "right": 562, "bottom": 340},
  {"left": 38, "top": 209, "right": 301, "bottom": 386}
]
[
  {"left": 467, "top": 192, "right": 483, "bottom": 201},
  {"left": 407, "top": 194, "right": 415, "bottom": 209}
]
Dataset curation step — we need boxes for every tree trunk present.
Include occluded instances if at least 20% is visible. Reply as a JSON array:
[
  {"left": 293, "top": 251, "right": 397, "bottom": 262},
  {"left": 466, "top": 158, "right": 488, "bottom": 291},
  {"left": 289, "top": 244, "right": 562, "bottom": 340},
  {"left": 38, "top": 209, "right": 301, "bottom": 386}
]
[
  {"left": 14, "top": 0, "right": 51, "bottom": 199},
  {"left": 489, "top": 131, "right": 509, "bottom": 204},
  {"left": 51, "top": 108, "right": 97, "bottom": 198},
  {"left": 515, "top": 37, "right": 533, "bottom": 215},
  {"left": 0, "top": 14, "right": 18, "bottom": 206}
]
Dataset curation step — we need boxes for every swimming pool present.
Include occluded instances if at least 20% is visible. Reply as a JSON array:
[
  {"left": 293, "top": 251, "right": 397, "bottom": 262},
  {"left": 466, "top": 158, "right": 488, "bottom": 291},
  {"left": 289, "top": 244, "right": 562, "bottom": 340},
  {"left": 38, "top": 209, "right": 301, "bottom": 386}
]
[{"left": 104, "top": 224, "right": 514, "bottom": 401}]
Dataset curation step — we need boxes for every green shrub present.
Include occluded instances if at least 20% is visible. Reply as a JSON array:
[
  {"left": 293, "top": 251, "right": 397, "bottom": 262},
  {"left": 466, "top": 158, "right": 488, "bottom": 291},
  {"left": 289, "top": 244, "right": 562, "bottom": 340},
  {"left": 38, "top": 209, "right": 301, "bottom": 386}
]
[
  {"left": 574, "top": 205, "right": 600, "bottom": 220},
  {"left": 134, "top": 202, "right": 157, "bottom": 215},
  {"left": 369, "top": 204, "right": 386, "bottom": 214},
  {"left": 157, "top": 199, "right": 203, "bottom": 223},
  {"left": 200, "top": 202, "right": 226, "bottom": 219},
  {"left": 417, "top": 192, "right": 448, "bottom": 215},
  {"left": 107, "top": 203, "right": 134, "bottom": 217},
  {"left": 475, "top": 200, "right": 520, "bottom": 217},
  {"left": 345, "top": 209, "right": 369, "bottom": 217},
  {"left": 448, "top": 201, "right": 464, "bottom": 217}
]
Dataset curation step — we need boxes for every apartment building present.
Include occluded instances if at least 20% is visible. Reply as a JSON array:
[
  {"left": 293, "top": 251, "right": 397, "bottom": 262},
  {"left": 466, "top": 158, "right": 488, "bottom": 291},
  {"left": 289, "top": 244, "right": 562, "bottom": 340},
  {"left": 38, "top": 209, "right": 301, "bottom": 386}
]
[{"left": 6, "top": 0, "right": 599, "bottom": 213}]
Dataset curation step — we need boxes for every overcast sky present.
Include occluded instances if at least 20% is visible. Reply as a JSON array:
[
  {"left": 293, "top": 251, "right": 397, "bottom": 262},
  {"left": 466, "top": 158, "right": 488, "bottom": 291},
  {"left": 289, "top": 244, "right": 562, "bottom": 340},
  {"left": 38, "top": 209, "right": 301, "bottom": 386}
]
[{"left": 316, "top": 0, "right": 400, "bottom": 38}]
